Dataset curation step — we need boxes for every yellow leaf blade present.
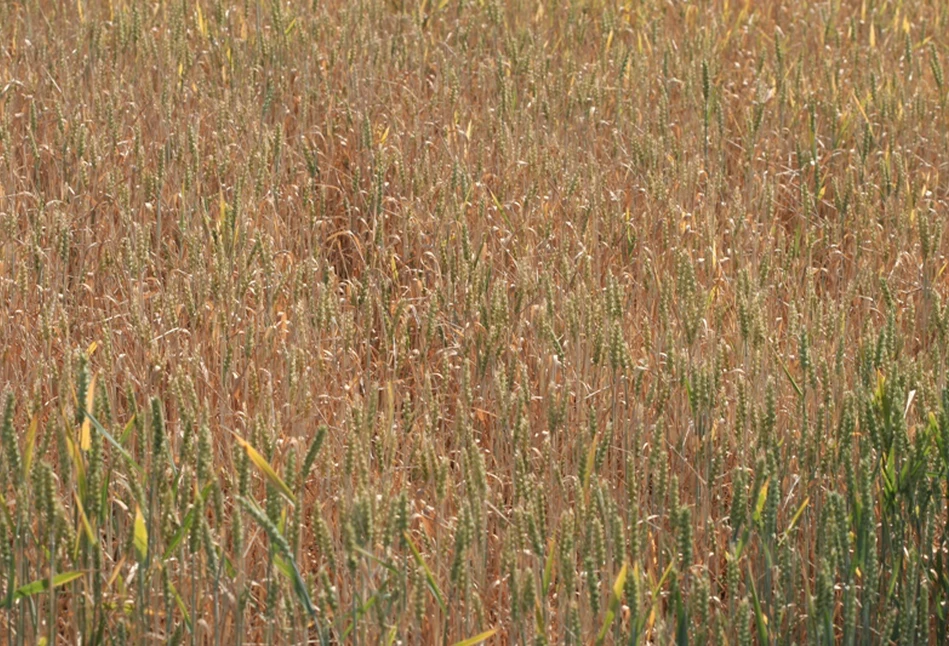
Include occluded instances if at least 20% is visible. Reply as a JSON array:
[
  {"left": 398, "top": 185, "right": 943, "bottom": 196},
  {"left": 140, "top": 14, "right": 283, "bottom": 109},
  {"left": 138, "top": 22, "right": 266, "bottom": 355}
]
[
  {"left": 80, "top": 373, "right": 97, "bottom": 451},
  {"left": 611, "top": 561, "right": 628, "bottom": 601},
  {"left": 232, "top": 432, "right": 296, "bottom": 504},
  {"left": 133, "top": 505, "right": 148, "bottom": 562},
  {"left": 451, "top": 628, "right": 498, "bottom": 646}
]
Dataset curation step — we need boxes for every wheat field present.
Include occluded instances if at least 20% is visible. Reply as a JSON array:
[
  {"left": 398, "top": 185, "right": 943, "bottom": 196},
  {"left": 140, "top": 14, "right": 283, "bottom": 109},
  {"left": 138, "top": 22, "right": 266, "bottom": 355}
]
[{"left": 1, "top": 0, "right": 949, "bottom": 644}]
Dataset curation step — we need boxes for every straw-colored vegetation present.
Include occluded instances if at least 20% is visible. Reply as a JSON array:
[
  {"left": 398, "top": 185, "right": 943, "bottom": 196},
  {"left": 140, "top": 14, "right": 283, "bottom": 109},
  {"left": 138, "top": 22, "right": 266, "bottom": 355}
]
[{"left": 1, "top": 0, "right": 949, "bottom": 643}]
